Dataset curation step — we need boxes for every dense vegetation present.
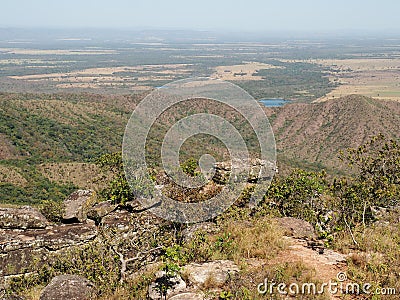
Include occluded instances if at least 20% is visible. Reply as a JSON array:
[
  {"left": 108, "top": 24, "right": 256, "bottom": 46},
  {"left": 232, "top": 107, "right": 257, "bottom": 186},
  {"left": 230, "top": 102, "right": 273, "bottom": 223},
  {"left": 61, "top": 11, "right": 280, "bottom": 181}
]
[
  {"left": 237, "top": 60, "right": 336, "bottom": 102},
  {"left": 0, "top": 93, "right": 137, "bottom": 204}
]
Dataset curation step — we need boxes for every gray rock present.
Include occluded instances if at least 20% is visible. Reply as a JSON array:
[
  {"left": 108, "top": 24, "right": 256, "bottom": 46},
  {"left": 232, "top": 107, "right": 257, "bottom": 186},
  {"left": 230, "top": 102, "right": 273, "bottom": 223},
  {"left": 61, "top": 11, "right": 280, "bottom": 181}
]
[
  {"left": 169, "top": 292, "right": 204, "bottom": 300},
  {"left": 62, "top": 190, "right": 96, "bottom": 223},
  {"left": 275, "top": 217, "right": 317, "bottom": 239},
  {"left": 101, "top": 209, "right": 131, "bottom": 231},
  {"left": 213, "top": 159, "right": 275, "bottom": 184},
  {"left": 0, "top": 223, "right": 97, "bottom": 277},
  {"left": 0, "top": 206, "right": 49, "bottom": 229},
  {"left": 183, "top": 260, "right": 239, "bottom": 288},
  {"left": 148, "top": 271, "right": 186, "bottom": 300},
  {"left": 40, "top": 275, "right": 94, "bottom": 300},
  {"left": 86, "top": 200, "right": 117, "bottom": 223}
]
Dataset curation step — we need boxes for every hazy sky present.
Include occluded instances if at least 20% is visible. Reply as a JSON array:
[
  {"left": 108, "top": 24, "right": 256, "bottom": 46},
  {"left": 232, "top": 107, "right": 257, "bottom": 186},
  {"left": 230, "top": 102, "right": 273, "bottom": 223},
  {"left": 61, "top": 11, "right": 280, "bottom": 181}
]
[{"left": 1, "top": 0, "right": 400, "bottom": 32}]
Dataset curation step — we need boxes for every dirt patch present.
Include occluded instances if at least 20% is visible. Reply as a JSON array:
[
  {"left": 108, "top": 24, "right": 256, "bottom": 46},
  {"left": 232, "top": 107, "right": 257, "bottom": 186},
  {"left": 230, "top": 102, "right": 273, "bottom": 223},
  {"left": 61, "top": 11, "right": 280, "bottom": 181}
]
[
  {"left": 310, "top": 58, "right": 400, "bottom": 102},
  {"left": 9, "top": 64, "right": 192, "bottom": 90},
  {"left": 284, "top": 238, "right": 347, "bottom": 283},
  {"left": 266, "top": 237, "right": 347, "bottom": 299},
  {"left": 211, "top": 62, "right": 283, "bottom": 81}
]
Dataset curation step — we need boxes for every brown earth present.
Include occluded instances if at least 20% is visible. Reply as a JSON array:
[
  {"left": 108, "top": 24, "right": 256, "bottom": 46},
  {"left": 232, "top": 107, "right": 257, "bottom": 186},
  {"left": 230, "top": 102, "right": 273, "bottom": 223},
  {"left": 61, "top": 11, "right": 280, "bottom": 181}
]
[{"left": 0, "top": 133, "right": 19, "bottom": 160}]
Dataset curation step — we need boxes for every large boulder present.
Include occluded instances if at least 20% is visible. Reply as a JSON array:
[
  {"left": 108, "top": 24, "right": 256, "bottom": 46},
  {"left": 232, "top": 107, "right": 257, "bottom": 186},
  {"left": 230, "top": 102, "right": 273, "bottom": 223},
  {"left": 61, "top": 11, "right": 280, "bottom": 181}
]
[
  {"left": 183, "top": 260, "right": 239, "bottom": 288},
  {"left": 0, "top": 223, "right": 97, "bottom": 278},
  {"left": 275, "top": 217, "right": 317, "bottom": 240},
  {"left": 86, "top": 200, "right": 117, "bottom": 224},
  {"left": 39, "top": 275, "right": 94, "bottom": 300},
  {"left": 62, "top": 190, "right": 97, "bottom": 223},
  {"left": 0, "top": 206, "right": 49, "bottom": 229}
]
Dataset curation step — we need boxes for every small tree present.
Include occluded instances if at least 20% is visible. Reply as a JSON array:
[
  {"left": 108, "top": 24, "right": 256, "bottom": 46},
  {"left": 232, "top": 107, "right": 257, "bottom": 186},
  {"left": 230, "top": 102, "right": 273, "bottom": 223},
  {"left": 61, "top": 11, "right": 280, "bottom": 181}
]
[
  {"left": 339, "top": 134, "right": 400, "bottom": 207},
  {"left": 96, "top": 152, "right": 134, "bottom": 204},
  {"left": 266, "top": 169, "right": 329, "bottom": 225},
  {"left": 333, "top": 135, "right": 400, "bottom": 229}
]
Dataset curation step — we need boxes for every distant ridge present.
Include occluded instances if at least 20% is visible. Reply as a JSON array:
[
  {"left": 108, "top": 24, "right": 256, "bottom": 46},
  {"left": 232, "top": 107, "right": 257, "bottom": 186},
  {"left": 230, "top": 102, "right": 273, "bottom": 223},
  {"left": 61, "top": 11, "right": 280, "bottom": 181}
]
[{"left": 270, "top": 95, "right": 400, "bottom": 173}]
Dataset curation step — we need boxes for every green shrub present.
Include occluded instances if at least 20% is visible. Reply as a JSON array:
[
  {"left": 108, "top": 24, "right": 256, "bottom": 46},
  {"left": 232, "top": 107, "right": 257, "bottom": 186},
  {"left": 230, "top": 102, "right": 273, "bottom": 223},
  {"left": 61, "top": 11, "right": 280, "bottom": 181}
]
[{"left": 39, "top": 200, "right": 64, "bottom": 223}]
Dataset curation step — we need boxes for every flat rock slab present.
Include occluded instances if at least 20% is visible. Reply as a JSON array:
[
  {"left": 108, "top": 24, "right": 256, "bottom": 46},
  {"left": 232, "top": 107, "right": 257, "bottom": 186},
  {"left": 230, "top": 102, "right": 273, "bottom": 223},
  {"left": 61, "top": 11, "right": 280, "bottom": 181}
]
[
  {"left": 0, "top": 222, "right": 97, "bottom": 253},
  {"left": 0, "top": 206, "right": 49, "bottom": 230},
  {"left": 183, "top": 260, "right": 239, "bottom": 288},
  {"left": 101, "top": 210, "right": 131, "bottom": 231},
  {"left": 169, "top": 292, "right": 205, "bottom": 300},
  {"left": 0, "top": 223, "right": 97, "bottom": 277},
  {"left": 40, "top": 275, "right": 94, "bottom": 300}
]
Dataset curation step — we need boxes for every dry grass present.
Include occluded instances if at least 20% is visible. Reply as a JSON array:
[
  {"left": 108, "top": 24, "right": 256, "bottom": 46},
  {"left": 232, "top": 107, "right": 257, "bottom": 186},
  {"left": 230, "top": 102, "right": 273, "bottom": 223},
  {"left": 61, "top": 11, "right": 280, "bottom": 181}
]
[
  {"left": 223, "top": 260, "right": 330, "bottom": 300},
  {"left": 0, "top": 165, "right": 27, "bottom": 186},
  {"left": 310, "top": 58, "right": 400, "bottom": 102},
  {"left": 332, "top": 223, "right": 400, "bottom": 300},
  {"left": 211, "top": 62, "right": 283, "bottom": 81},
  {"left": 223, "top": 217, "right": 287, "bottom": 262},
  {"left": 95, "top": 263, "right": 159, "bottom": 300},
  {"left": 37, "top": 162, "right": 105, "bottom": 190},
  {"left": 19, "top": 285, "right": 43, "bottom": 300}
]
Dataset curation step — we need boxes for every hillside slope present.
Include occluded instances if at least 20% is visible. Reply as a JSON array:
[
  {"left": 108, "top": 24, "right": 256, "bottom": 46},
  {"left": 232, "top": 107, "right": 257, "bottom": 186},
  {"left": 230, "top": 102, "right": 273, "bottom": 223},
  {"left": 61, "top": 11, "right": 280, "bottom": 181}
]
[
  {"left": 1, "top": 92, "right": 399, "bottom": 204},
  {"left": 270, "top": 95, "right": 400, "bottom": 173}
]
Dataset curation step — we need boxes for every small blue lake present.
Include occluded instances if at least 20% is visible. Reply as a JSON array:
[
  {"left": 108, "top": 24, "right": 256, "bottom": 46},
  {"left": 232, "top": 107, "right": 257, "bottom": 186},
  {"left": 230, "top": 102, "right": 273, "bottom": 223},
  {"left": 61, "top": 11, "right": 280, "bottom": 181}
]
[{"left": 260, "top": 99, "right": 291, "bottom": 107}]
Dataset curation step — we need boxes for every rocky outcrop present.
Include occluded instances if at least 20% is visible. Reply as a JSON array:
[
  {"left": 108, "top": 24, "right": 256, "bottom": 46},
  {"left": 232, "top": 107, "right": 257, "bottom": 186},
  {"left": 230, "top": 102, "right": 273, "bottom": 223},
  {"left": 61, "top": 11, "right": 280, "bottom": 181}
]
[
  {"left": 39, "top": 275, "right": 94, "bottom": 300},
  {"left": 275, "top": 217, "right": 317, "bottom": 240},
  {"left": 0, "top": 206, "right": 49, "bottom": 229},
  {"left": 371, "top": 205, "right": 400, "bottom": 223},
  {"left": 213, "top": 159, "right": 276, "bottom": 184},
  {"left": 182, "top": 260, "right": 239, "bottom": 288},
  {"left": 0, "top": 189, "right": 165, "bottom": 291},
  {"left": 86, "top": 200, "right": 117, "bottom": 224},
  {"left": 0, "top": 222, "right": 97, "bottom": 280},
  {"left": 101, "top": 209, "right": 132, "bottom": 231},
  {"left": 62, "top": 190, "right": 97, "bottom": 223}
]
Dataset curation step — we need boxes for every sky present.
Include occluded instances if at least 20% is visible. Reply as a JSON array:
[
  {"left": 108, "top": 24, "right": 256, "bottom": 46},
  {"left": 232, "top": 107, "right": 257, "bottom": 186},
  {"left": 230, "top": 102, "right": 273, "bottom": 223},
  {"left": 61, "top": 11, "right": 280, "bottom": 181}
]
[{"left": 1, "top": 0, "right": 400, "bottom": 33}]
